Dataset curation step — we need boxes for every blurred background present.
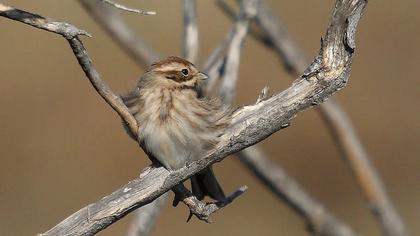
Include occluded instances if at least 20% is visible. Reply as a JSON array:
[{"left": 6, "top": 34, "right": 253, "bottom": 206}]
[{"left": 0, "top": 0, "right": 419, "bottom": 235}]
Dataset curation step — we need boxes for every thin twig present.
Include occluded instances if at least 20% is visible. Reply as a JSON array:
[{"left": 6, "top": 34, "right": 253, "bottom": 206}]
[
  {"left": 79, "top": 0, "right": 160, "bottom": 68},
  {"left": 173, "top": 184, "right": 248, "bottom": 223},
  {"left": 0, "top": 3, "right": 139, "bottom": 136},
  {"left": 182, "top": 0, "right": 199, "bottom": 63},
  {"left": 247, "top": 2, "right": 407, "bottom": 235},
  {"left": 69, "top": 37, "right": 139, "bottom": 136},
  {"left": 99, "top": 0, "right": 156, "bottom": 15},
  {"left": 125, "top": 193, "right": 168, "bottom": 236}
]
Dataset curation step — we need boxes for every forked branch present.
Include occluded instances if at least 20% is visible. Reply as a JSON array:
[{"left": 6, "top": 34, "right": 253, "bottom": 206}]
[
  {"left": 221, "top": 1, "right": 407, "bottom": 235},
  {"left": 212, "top": 1, "right": 357, "bottom": 234},
  {"left": 47, "top": 0, "right": 365, "bottom": 234},
  {"left": 0, "top": 0, "right": 368, "bottom": 235}
]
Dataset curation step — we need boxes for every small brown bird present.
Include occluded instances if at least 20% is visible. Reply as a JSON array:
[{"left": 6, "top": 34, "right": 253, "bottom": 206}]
[{"left": 122, "top": 56, "right": 230, "bottom": 201}]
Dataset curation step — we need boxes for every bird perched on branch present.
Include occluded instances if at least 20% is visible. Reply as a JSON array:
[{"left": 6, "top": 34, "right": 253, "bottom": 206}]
[{"left": 122, "top": 56, "right": 230, "bottom": 201}]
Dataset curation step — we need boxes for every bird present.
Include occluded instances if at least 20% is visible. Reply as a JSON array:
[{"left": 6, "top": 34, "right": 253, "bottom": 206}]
[{"left": 121, "top": 56, "right": 230, "bottom": 201}]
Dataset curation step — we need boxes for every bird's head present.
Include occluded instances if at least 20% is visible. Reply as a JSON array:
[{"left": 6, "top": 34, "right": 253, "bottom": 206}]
[{"left": 142, "top": 56, "right": 208, "bottom": 90}]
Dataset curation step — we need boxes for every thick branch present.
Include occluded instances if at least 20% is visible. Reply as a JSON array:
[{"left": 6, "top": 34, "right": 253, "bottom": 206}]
[
  {"left": 247, "top": 2, "right": 407, "bottom": 235},
  {"left": 213, "top": 1, "right": 357, "bottom": 234},
  {"left": 79, "top": 0, "right": 160, "bottom": 68},
  {"left": 32, "top": 0, "right": 367, "bottom": 234},
  {"left": 0, "top": 3, "right": 139, "bottom": 136},
  {"left": 182, "top": 0, "right": 199, "bottom": 63},
  {"left": 1, "top": 1, "right": 368, "bottom": 235}
]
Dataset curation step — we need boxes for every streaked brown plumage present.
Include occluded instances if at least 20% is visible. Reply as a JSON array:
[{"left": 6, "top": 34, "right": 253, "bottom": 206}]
[{"left": 122, "top": 56, "right": 230, "bottom": 201}]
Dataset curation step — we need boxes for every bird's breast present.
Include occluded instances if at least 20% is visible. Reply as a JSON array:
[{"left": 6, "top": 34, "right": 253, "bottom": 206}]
[{"left": 133, "top": 88, "right": 218, "bottom": 170}]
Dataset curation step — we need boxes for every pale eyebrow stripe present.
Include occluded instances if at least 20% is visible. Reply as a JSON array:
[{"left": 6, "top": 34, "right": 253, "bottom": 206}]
[{"left": 154, "top": 63, "right": 189, "bottom": 72}]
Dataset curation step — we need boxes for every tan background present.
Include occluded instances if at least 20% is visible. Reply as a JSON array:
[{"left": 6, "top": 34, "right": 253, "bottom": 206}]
[{"left": 0, "top": 0, "right": 419, "bottom": 235}]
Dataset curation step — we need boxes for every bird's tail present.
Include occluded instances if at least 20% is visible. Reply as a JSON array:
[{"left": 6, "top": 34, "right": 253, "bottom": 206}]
[{"left": 191, "top": 167, "right": 225, "bottom": 201}]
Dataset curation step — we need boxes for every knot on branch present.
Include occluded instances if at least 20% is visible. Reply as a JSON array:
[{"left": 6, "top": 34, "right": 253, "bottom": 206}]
[{"left": 50, "top": 21, "right": 92, "bottom": 39}]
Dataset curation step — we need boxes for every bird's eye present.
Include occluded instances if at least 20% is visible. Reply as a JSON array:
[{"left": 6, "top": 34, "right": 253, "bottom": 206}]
[{"left": 181, "top": 68, "right": 189, "bottom": 76}]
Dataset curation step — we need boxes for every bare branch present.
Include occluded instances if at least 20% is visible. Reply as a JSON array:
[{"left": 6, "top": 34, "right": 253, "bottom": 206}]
[
  {"left": 0, "top": 3, "right": 139, "bottom": 136},
  {"left": 173, "top": 184, "right": 247, "bottom": 223},
  {"left": 1, "top": 0, "right": 369, "bottom": 235},
  {"left": 78, "top": 0, "right": 160, "bottom": 68},
  {"left": 99, "top": 0, "right": 156, "bottom": 15},
  {"left": 70, "top": 37, "right": 140, "bottom": 136},
  {"left": 214, "top": 1, "right": 357, "bottom": 234},
  {"left": 211, "top": 2, "right": 355, "bottom": 234},
  {"left": 239, "top": 147, "right": 357, "bottom": 236},
  {"left": 202, "top": 0, "right": 258, "bottom": 96},
  {"left": 182, "top": 0, "right": 199, "bottom": 63},
  {"left": 27, "top": 0, "right": 367, "bottom": 234},
  {"left": 125, "top": 193, "right": 168, "bottom": 236},
  {"left": 218, "top": 0, "right": 258, "bottom": 104},
  {"left": 248, "top": 2, "right": 407, "bottom": 235},
  {"left": 319, "top": 100, "right": 408, "bottom": 236},
  {"left": 0, "top": 3, "right": 91, "bottom": 38}
]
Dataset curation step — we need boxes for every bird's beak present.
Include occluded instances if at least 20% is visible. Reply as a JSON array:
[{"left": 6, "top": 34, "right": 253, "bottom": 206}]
[{"left": 196, "top": 72, "right": 209, "bottom": 80}]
